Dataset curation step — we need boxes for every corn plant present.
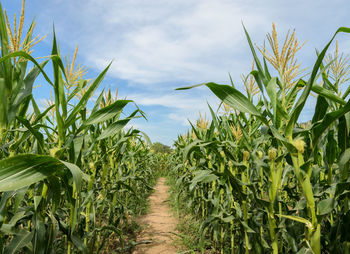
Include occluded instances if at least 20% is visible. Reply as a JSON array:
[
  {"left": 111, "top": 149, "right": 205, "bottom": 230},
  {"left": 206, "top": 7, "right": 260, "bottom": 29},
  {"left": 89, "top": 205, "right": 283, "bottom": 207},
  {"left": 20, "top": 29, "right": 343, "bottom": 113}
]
[
  {"left": 0, "top": 1, "right": 159, "bottom": 253},
  {"left": 171, "top": 24, "right": 350, "bottom": 253}
]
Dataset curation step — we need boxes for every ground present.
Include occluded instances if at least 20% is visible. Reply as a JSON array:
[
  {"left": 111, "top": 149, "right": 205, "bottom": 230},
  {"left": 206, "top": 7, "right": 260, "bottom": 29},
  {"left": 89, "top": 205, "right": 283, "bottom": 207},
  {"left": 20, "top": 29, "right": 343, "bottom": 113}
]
[{"left": 133, "top": 177, "right": 180, "bottom": 254}]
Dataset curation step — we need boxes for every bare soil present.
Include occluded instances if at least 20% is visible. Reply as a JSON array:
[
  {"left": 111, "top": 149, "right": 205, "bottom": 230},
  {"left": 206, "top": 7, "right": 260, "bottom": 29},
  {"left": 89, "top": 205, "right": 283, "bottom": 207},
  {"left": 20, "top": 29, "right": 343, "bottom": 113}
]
[{"left": 133, "top": 177, "right": 179, "bottom": 254}]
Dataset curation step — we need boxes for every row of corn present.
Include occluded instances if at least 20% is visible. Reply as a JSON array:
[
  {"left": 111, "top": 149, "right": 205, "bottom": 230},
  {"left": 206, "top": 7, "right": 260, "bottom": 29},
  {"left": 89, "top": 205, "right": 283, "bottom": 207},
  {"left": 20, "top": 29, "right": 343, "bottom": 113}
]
[
  {"left": 0, "top": 1, "right": 159, "bottom": 253},
  {"left": 169, "top": 24, "right": 350, "bottom": 253}
]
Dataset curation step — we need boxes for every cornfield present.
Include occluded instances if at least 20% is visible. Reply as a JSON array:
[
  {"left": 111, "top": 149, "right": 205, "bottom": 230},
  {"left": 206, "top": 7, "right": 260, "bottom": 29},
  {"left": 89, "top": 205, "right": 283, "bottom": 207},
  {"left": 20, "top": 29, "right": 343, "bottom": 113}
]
[
  {"left": 2, "top": 1, "right": 350, "bottom": 254},
  {"left": 0, "top": 1, "right": 160, "bottom": 253},
  {"left": 170, "top": 24, "right": 350, "bottom": 253}
]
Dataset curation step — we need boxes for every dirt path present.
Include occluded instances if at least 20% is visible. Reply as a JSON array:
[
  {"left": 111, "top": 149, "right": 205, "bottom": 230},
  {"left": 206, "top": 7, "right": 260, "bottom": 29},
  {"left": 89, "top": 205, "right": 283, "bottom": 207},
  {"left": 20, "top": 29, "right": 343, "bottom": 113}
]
[{"left": 133, "top": 177, "right": 179, "bottom": 254}]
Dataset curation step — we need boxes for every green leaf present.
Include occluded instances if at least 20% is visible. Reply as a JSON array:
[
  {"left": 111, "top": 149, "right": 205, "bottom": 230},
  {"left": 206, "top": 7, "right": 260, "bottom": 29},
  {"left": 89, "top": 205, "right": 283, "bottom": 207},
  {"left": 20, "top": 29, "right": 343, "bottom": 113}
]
[
  {"left": 190, "top": 170, "right": 218, "bottom": 191},
  {"left": 0, "top": 192, "right": 13, "bottom": 223},
  {"left": 60, "top": 160, "right": 87, "bottom": 191},
  {"left": 280, "top": 214, "right": 312, "bottom": 228},
  {"left": 71, "top": 235, "right": 88, "bottom": 253},
  {"left": 4, "top": 230, "right": 33, "bottom": 254},
  {"left": 7, "top": 211, "right": 26, "bottom": 227},
  {"left": 65, "top": 62, "right": 112, "bottom": 129},
  {"left": 73, "top": 135, "right": 84, "bottom": 164},
  {"left": 339, "top": 148, "right": 350, "bottom": 181},
  {"left": 0, "top": 78, "right": 8, "bottom": 128},
  {"left": 266, "top": 77, "right": 277, "bottom": 123},
  {"left": 312, "top": 100, "right": 350, "bottom": 146},
  {"left": 8, "top": 60, "right": 49, "bottom": 123},
  {"left": 91, "top": 88, "right": 105, "bottom": 114},
  {"left": 326, "top": 130, "right": 337, "bottom": 165},
  {"left": 317, "top": 197, "right": 335, "bottom": 215},
  {"left": 0, "top": 51, "right": 54, "bottom": 86},
  {"left": 97, "top": 116, "right": 134, "bottom": 141},
  {"left": 312, "top": 95, "right": 328, "bottom": 124},
  {"left": 335, "top": 181, "right": 350, "bottom": 197},
  {"left": 310, "top": 224, "right": 321, "bottom": 254},
  {"left": 243, "top": 24, "right": 266, "bottom": 85},
  {"left": 286, "top": 27, "right": 350, "bottom": 138},
  {"left": 0, "top": 154, "right": 86, "bottom": 192},
  {"left": 16, "top": 116, "right": 45, "bottom": 154},
  {"left": 85, "top": 100, "right": 132, "bottom": 125},
  {"left": 175, "top": 83, "right": 206, "bottom": 90},
  {"left": 322, "top": 73, "right": 338, "bottom": 93},
  {"left": 338, "top": 115, "right": 349, "bottom": 152},
  {"left": 33, "top": 219, "right": 46, "bottom": 254},
  {"left": 311, "top": 84, "right": 346, "bottom": 105},
  {"left": 182, "top": 139, "right": 201, "bottom": 161},
  {"left": 178, "top": 82, "right": 266, "bottom": 123},
  {"left": 241, "top": 220, "right": 256, "bottom": 233},
  {"left": 139, "top": 131, "right": 152, "bottom": 146},
  {"left": 51, "top": 31, "right": 66, "bottom": 146},
  {"left": 206, "top": 82, "right": 263, "bottom": 117}
]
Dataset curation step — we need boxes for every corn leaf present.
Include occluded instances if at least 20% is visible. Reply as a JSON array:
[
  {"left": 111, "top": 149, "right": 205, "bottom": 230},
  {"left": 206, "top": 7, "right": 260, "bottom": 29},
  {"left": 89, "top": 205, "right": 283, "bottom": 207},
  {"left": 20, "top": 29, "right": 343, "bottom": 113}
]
[
  {"left": 85, "top": 100, "right": 132, "bottom": 125},
  {"left": 286, "top": 27, "right": 350, "bottom": 138},
  {"left": 3, "top": 230, "right": 33, "bottom": 254},
  {"left": 0, "top": 154, "right": 86, "bottom": 192}
]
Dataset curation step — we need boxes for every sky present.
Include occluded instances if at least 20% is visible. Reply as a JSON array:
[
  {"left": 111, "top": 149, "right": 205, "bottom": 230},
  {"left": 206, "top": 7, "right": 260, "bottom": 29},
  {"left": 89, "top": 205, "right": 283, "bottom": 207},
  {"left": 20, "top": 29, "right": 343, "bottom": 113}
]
[{"left": 2, "top": 0, "right": 350, "bottom": 145}]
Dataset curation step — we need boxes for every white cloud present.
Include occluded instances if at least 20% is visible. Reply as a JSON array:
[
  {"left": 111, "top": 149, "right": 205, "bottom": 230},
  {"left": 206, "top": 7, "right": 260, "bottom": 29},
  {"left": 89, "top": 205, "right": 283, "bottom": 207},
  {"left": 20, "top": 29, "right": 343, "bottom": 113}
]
[
  {"left": 37, "top": 0, "right": 269, "bottom": 85},
  {"left": 28, "top": 0, "right": 350, "bottom": 88},
  {"left": 117, "top": 89, "right": 220, "bottom": 125},
  {"left": 24, "top": 0, "right": 350, "bottom": 145},
  {"left": 119, "top": 91, "right": 216, "bottom": 109},
  {"left": 168, "top": 113, "right": 189, "bottom": 126}
]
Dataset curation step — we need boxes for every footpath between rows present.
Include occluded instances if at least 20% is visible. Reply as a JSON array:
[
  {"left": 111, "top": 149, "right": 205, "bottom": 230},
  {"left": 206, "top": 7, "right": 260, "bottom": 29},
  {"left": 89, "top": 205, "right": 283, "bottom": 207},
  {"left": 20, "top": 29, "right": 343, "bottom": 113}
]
[{"left": 133, "top": 177, "right": 180, "bottom": 254}]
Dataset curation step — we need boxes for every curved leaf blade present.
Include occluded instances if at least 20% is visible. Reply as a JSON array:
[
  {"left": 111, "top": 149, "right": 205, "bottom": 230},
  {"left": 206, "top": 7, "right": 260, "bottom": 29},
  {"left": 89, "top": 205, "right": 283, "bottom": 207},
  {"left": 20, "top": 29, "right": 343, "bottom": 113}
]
[{"left": 0, "top": 154, "right": 86, "bottom": 192}]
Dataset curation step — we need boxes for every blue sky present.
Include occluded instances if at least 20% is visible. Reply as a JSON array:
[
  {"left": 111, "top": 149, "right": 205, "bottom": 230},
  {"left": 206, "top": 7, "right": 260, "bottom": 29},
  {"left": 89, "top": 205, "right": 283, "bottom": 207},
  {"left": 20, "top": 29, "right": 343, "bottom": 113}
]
[{"left": 2, "top": 0, "right": 350, "bottom": 145}]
